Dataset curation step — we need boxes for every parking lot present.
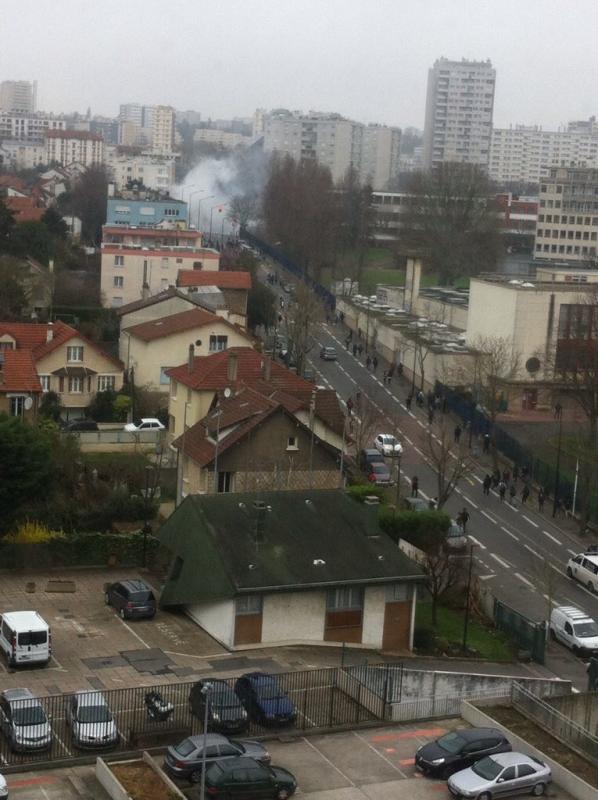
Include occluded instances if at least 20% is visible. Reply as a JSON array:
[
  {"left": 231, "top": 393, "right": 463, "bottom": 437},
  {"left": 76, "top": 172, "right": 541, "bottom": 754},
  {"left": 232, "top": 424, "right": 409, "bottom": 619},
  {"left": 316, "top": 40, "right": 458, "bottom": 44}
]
[{"left": 2, "top": 721, "right": 575, "bottom": 799}]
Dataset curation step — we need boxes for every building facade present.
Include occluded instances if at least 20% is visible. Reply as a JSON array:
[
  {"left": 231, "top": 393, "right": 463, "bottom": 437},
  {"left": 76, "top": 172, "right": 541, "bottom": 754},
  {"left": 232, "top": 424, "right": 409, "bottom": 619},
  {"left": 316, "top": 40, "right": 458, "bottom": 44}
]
[
  {"left": 105, "top": 197, "right": 187, "bottom": 227},
  {"left": 422, "top": 57, "right": 495, "bottom": 170},
  {"left": 0, "top": 112, "right": 65, "bottom": 141},
  {"left": 151, "top": 106, "right": 175, "bottom": 154},
  {"left": 45, "top": 130, "right": 104, "bottom": 168},
  {"left": 104, "top": 146, "right": 175, "bottom": 192},
  {"left": 193, "top": 129, "right": 252, "bottom": 149},
  {"left": 0, "top": 80, "right": 37, "bottom": 113},
  {"left": 0, "top": 139, "right": 47, "bottom": 169}
]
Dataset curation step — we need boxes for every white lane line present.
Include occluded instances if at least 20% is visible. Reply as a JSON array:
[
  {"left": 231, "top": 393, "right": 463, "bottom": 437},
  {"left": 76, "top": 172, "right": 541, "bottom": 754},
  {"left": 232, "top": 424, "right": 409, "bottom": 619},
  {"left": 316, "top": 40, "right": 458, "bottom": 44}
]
[
  {"left": 352, "top": 731, "right": 408, "bottom": 778},
  {"left": 515, "top": 572, "right": 534, "bottom": 588},
  {"left": 468, "top": 535, "right": 487, "bottom": 550},
  {"left": 116, "top": 616, "right": 151, "bottom": 649},
  {"left": 501, "top": 525, "right": 519, "bottom": 542},
  {"left": 542, "top": 529, "right": 562, "bottom": 545},
  {"left": 464, "top": 497, "right": 479, "bottom": 509},
  {"left": 522, "top": 514, "right": 539, "bottom": 528},
  {"left": 572, "top": 687, "right": 580, "bottom": 694},
  {"left": 419, "top": 490, "right": 430, "bottom": 501},
  {"left": 567, "top": 548, "right": 578, "bottom": 556},
  {"left": 479, "top": 573, "right": 497, "bottom": 581},
  {"left": 481, "top": 510, "right": 497, "bottom": 524},
  {"left": 524, "top": 543, "right": 541, "bottom": 559},
  {"left": 490, "top": 552, "right": 511, "bottom": 569},
  {"left": 473, "top": 475, "right": 483, "bottom": 484}
]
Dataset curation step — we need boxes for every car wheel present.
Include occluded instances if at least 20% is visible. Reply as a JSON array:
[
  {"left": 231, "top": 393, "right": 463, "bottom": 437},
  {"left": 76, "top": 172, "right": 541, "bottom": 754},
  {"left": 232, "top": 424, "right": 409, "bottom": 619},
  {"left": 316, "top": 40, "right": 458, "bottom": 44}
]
[
  {"left": 566, "top": 566, "right": 573, "bottom": 578},
  {"left": 442, "top": 766, "right": 454, "bottom": 779},
  {"left": 477, "top": 793, "right": 492, "bottom": 800},
  {"left": 119, "top": 608, "right": 126, "bottom": 619},
  {"left": 531, "top": 783, "right": 546, "bottom": 796},
  {"left": 277, "top": 790, "right": 290, "bottom": 800},
  {"left": 190, "top": 769, "right": 202, "bottom": 784},
  {"left": 104, "top": 593, "right": 111, "bottom": 605},
  {"left": 587, "top": 581, "right": 595, "bottom": 593},
  {"left": 549, "top": 628, "right": 556, "bottom": 641}
]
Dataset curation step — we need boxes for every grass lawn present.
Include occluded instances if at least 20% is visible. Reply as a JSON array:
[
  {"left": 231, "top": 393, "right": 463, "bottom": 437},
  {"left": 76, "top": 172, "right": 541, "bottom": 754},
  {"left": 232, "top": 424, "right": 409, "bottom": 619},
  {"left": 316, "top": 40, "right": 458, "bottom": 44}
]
[{"left": 416, "top": 602, "right": 515, "bottom": 662}]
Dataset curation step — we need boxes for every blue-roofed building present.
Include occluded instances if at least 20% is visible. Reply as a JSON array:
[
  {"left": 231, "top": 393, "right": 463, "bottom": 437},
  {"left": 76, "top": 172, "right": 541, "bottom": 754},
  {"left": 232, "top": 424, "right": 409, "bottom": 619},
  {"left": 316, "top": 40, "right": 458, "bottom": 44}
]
[{"left": 106, "top": 197, "right": 188, "bottom": 227}]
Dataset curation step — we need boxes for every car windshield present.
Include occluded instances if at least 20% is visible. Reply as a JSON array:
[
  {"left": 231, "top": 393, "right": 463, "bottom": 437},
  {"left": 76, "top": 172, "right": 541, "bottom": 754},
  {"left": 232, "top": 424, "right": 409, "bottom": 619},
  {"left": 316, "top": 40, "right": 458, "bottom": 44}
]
[
  {"left": 372, "top": 464, "right": 388, "bottom": 474},
  {"left": 130, "top": 591, "right": 153, "bottom": 602},
  {"left": 381, "top": 436, "right": 396, "bottom": 445},
  {"left": 78, "top": 704, "right": 113, "bottom": 723},
  {"left": 213, "top": 687, "right": 240, "bottom": 707},
  {"left": 472, "top": 757, "right": 503, "bottom": 780},
  {"left": 574, "top": 621, "right": 598, "bottom": 637},
  {"left": 12, "top": 705, "right": 47, "bottom": 726},
  {"left": 174, "top": 738, "right": 196, "bottom": 757},
  {"left": 436, "top": 732, "right": 467, "bottom": 754}
]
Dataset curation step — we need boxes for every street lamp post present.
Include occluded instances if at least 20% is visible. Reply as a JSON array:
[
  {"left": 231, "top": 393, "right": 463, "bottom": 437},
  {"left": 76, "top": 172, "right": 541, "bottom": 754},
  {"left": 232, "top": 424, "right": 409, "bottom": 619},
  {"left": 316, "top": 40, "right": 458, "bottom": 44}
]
[
  {"left": 142, "top": 465, "right": 153, "bottom": 568},
  {"left": 209, "top": 202, "right": 228, "bottom": 241},
  {"left": 552, "top": 404, "right": 563, "bottom": 517},
  {"left": 196, "top": 193, "right": 215, "bottom": 232},
  {"left": 462, "top": 544, "right": 476, "bottom": 653},
  {"left": 212, "top": 409, "right": 222, "bottom": 494},
  {"left": 199, "top": 682, "right": 213, "bottom": 800}
]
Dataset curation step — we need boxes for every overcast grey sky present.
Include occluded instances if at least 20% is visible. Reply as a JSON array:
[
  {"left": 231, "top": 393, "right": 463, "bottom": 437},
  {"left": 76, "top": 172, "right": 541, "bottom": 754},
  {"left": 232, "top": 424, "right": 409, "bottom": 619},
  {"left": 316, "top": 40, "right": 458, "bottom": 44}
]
[{"left": 2, "top": 0, "right": 597, "bottom": 130}]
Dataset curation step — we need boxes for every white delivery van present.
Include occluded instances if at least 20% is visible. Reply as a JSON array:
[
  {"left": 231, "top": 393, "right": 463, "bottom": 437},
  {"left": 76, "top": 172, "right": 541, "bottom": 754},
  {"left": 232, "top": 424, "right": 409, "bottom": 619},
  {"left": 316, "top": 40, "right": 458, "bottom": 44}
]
[
  {"left": 549, "top": 605, "right": 598, "bottom": 656},
  {"left": 0, "top": 611, "right": 51, "bottom": 666}
]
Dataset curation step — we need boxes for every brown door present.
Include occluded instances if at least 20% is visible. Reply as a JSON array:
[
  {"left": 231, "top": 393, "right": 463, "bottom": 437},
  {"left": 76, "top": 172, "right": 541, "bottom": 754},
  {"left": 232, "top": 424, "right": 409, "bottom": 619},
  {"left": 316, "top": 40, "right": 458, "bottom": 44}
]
[
  {"left": 382, "top": 600, "right": 411, "bottom": 651},
  {"left": 234, "top": 613, "right": 262, "bottom": 645},
  {"left": 324, "top": 609, "right": 363, "bottom": 643}
]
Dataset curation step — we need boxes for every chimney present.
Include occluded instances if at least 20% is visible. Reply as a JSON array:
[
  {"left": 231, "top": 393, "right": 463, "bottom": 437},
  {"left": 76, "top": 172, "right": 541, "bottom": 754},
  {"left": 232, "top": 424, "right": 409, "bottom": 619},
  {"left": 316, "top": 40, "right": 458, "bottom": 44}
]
[
  {"left": 262, "top": 356, "right": 271, "bottom": 382},
  {"left": 46, "top": 322, "right": 54, "bottom": 343},
  {"left": 187, "top": 343, "right": 194, "bottom": 373},
  {"left": 227, "top": 351, "right": 238, "bottom": 382}
]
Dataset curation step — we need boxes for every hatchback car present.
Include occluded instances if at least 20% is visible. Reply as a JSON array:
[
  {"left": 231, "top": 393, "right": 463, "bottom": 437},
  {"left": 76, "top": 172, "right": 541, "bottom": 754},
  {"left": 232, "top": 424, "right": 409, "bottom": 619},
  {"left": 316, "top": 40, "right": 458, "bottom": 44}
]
[
  {"left": 164, "top": 733, "right": 270, "bottom": 784},
  {"left": 415, "top": 727, "right": 511, "bottom": 778},
  {"left": 189, "top": 679, "right": 248, "bottom": 733},
  {"left": 203, "top": 757, "right": 296, "bottom": 799},
  {"left": 62, "top": 418, "right": 99, "bottom": 432},
  {"left": 66, "top": 691, "right": 119, "bottom": 749},
  {"left": 319, "top": 346, "right": 337, "bottom": 361},
  {"left": 234, "top": 673, "right": 297, "bottom": 725},
  {"left": 374, "top": 433, "right": 403, "bottom": 457},
  {"left": 367, "top": 461, "right": 393, "bottom": 486},
  {"left": 124, "top": 417, "right": 165, "bottom": 433},
  {"left": 104, "top": 579, "right": 156, "bottom": 620},
  {"left": 0, "top": 688, "right": 51, "bottom": 752},
  {"left": 448, "top": 752, "right": 551, "bottom": 799}
]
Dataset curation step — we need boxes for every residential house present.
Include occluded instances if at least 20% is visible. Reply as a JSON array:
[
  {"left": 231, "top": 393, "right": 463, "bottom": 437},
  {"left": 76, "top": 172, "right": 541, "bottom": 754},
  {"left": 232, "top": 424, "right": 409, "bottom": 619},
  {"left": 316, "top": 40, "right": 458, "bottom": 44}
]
[
  {"left": 0, "top": 348, "right": 42, "bottom": 420},
  {"left": 0, "top": 321, "right": 123, "bottom": 418},
  {"left": 115, "top": 286, "right": 228, "bottom": 330},
  {"left": 176, "top": 269, "right": 251, "bottom": 327},
  {"left": 158, "top": 490, "right": 423, "bottom": 650},
  {"left": 119, "top": 307, "right": 254, "bottom": 392},
  {"left": 3, "top": 195, "right": 45, "bottom": 223}
]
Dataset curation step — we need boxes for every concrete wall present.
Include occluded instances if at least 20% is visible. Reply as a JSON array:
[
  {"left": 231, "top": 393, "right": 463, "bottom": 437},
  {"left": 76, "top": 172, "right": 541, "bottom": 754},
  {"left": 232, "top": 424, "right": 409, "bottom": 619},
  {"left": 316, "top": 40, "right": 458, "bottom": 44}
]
[
  {"left": 185, "top": 598, "right": 234, "bottom": 648},
  {"left": 398, "top": 667, "right": 571, "bottom": 701},
  {"left": 362, "top": 585, "right": 387, "bottom": 648},
  {"left": 545, "top": 691, "right": 598, "bottom": 735},
  {"left": 261, "top": 590, "right": 326, "bottom": 643}
]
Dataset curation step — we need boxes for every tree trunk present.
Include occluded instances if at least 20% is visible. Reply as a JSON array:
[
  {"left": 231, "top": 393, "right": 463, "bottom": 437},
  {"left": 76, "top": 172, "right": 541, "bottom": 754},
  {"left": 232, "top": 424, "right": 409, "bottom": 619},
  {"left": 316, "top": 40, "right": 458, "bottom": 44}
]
[
  {"left": 431, "top": 591, "right": 438, "bottom": 626},
  {"left": 580, "top": 418, "right": 597, "bottom": 531}
]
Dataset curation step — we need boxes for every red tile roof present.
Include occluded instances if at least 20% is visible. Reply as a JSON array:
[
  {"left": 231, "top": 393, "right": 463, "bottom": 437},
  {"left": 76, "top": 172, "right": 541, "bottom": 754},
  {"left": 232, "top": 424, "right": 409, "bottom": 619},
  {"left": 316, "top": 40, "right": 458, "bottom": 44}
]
[
  {"left": 102, "top": 226, "right": 196, "bottom": 238},
  {"left": 0, "top": 349, "right": 42, "bottom": 393},
  {"left": 123, "top": 307, "right": 246, "bottom": 342},
  {"left": 0, "top": 321, "right": 122, "bottom": 368},
  {"left": 46, "top": 129, "right": 102, "bottom": 141},
  {"left": 4, "top": 196, "right": 45, "bottom": 223},
  {"left": 0, "top": 176, "right": 27, "bottom": 192},
  {"left": 177, "top": 270, "right": 252, "bottom": 290}
]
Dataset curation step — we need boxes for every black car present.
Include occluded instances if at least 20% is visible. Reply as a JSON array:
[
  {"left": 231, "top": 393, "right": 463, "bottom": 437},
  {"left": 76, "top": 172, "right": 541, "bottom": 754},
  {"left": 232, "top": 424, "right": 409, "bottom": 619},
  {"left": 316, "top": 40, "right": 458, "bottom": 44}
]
[
  {"left": 415, "top": 727, "right": 511, "bottom": 778},
  {"left": 62, "top": 418, "right": 99, "bottom": 432},
  {"left": 203, "top": 757, "right": 296, "bottom": 799},
  {"left": 234, "top": 673, "right": 297, "bottom": 725},
  {"left": 104, "top": 579, "right": 156, "bottom": 620},
  {"left": 189, "top": 679, "right": 248, "bottom": 733},
  {"left": 164, "top": 733, "right": 270, "bottom": 784}
]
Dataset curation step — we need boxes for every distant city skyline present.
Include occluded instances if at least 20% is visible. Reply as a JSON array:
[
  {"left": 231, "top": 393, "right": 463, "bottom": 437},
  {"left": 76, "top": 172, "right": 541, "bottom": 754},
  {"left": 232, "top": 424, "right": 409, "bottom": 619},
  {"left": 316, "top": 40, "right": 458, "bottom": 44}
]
[{"left": 4, "top": 0, "right": 598, "bottom": 132}]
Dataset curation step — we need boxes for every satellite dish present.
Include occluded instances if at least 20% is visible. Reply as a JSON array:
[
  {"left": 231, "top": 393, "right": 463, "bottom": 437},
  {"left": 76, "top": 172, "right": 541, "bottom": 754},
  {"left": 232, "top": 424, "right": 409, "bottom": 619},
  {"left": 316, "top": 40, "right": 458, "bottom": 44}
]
[
  {"left": 24, "top": 397, "right": 33, "bottom": 410},
  {"left": 526, "top": 357, "right": 541, "bottom": 374},
  {"left": 195, "top": 339, "right": 202, "bottom": 346},
  {"left": 223, "top": 387, "right": 231, "bottom": 398}
]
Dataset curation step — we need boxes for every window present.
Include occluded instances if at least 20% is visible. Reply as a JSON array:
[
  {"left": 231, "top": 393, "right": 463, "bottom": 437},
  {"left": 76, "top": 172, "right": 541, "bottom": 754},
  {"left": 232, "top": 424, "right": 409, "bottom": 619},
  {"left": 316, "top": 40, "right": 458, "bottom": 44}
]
[
  {"left": 287, "top": 436, "right": 298, "bottom": 450},
  {"left": 114, "top": 255, "right": 124, "bottom": 266},
  {"left": 68, "top": 376, "right": 82, "bottom": 393},
  {"left": 386, "top": 583, "right": 409, "bottom": 602},
  {"left": 501, "top": 767, "right": 516, "bottom": 781},
  {"left": 161, "top": 257, "right": 168, "bottom": 268},
  {"left": 217, "top": 471, "right": 233, "bottom": 492},
  {"left": 40, "top": 375, "right": 50, "bottom": 392},
  {"left": 518, "top": 765, "right": 536, "bottom": 778},
  {"left": 564, "top": 622, "right": 573, "bottom": 635},
  {"left": 113, "top": 275, "right": 124, "bottom": 288},
  {"left": 327, "top": 586, "right": 363, "bottom": 610},
  {"left": 171, "top": 380, "right": 177, "bottom": 399},
  {"left": 209, "top": 335, "right": 228, "bottom": 352},
  {"left": 9, "top": 395, "right": 25, "bottom": 417},
  {"left": 98, "top": 375, "right": 116, "bottom": 392},
  {"left": 67, "top": 345, "right": 83, "bottom": 362},
  {"left": 159, "top": 367, "right": 171, "bottom": 385},
  {"left": 235, "top": 595, "right": 262, "bottom": 615}
]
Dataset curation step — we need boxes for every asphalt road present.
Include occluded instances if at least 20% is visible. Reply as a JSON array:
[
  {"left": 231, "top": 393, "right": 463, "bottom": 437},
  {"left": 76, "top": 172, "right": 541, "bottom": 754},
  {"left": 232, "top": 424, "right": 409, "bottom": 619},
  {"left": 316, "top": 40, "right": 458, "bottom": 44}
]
[{"left": 262, "top": 263, "right": 596, "bottom": 690}]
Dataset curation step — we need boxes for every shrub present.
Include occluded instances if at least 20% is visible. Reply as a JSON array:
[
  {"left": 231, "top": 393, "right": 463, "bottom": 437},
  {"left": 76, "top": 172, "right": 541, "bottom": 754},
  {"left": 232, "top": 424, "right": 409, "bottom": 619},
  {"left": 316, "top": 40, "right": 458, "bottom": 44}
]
[
  {"left": 87, "top": 389, "right": 118, "bottom": 422},
  {"left": 379, "top": 508, "right": 450, "bottom": 549},
  {"left": 413, "top": 626, "right": 437, "bottom": 652},
  {"left": 346, "top": 484, "right": 385, "bottom": 503},
  {"left": 113, "top": 394, "right": 132, "bottom": 422},
  {"left": 5, "top": 520, "right": 64, "bottom": 544}
]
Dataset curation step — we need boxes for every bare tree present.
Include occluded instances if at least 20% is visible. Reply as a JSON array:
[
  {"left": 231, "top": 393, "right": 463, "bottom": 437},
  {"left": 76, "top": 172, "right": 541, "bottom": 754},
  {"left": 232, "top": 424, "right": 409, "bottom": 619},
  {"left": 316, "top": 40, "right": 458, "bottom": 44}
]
[
  {"left": 349, "top": 394, "right": 382, "bottom": 455},
  {"left": 423, "top": 418, "right": 473, "bottom": 508},
  {"left": 282, "top": 281, "right": 323, "bottom": 377},
  {"left": 530, "top": 555, "right": 560, "bottom": 632}
]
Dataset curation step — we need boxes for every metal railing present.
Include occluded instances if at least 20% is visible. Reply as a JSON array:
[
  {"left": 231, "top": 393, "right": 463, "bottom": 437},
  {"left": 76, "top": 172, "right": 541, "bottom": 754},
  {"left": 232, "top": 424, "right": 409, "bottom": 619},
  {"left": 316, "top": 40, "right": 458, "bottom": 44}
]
[{"left": 390, "top": 687, "right": 512, "bottom": 722}]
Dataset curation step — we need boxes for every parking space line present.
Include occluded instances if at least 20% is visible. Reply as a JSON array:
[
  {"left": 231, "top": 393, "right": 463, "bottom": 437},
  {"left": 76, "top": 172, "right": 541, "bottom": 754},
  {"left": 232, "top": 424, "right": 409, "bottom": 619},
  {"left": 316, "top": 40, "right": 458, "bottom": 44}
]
[
  {"left": 302, "top": 736, "right": 355, "bottom": 786},
  {"left": 117, "top": 616, "right": 151, "bottom": 649},
  {"left": 481, "top": 510, "right": 496, "bottom": 524},
  {"left": 352, "top": 730, "right": 408, "bottom": 778}
]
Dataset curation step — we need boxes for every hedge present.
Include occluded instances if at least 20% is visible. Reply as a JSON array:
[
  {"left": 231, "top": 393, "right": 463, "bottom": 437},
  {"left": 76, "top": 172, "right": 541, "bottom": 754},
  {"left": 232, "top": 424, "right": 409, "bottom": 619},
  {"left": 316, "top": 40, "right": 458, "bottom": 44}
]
[{"left": 379, "top": 508, "right": 451, "bottom": 550}]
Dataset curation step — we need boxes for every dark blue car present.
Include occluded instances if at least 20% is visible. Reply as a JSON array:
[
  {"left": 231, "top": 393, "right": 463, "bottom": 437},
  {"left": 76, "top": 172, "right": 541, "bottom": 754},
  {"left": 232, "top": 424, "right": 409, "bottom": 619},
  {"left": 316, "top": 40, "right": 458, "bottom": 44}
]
[{"left": 234, "top": 673, "right": 297, "bottom": 726}]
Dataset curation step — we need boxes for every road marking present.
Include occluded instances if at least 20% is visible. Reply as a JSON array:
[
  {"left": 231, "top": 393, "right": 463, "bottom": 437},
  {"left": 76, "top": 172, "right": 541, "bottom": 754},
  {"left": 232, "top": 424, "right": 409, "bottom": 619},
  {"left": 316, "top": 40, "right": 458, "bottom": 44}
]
[
  {"left": 481, "top": 510, "right": 497, "bottom": 524},
  {"left": 567, "top": 549, "right": 578, "bottom": 556},
  {"left": 522, "top": 515, "right": 539, "bottom": 528},
  {"left": 500, "top": 525, "right": 519, "bottom": 541},
  {"left": 490, "top": 552, "right": 511, "bottom": 569},
  {"left": 515, "top": 572, "right": 534, "bottom": 587},
  {"left": 464, "top": 497, "right": 479, "bottom": 509},
  {"left": 468, "top": 535, "right": 487, "bottom": 550},
  {"left": 116, "top": 616, "right": 151, "bottom": 649},
  {"left": 524, "top": 544, "right": 541, "bottom": 559},
  {"left": 479, "top": 574, "right": 497, "bottom": 581},
  {"left": 542, "top": 530, "right": 562, "bottom": 545},
  {"left": 352, "top": 731, "right": 408, "bottom": 778}
]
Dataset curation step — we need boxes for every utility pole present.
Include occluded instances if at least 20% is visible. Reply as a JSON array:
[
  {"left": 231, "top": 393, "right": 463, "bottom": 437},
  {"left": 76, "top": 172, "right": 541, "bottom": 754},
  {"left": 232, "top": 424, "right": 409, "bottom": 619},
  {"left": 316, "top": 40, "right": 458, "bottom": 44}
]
[
  {"left": 462, "top": 544, "right": 476, "bottom": 653},
  {"left": 552, "top": 404, "right": 563, "bottom": 517}
]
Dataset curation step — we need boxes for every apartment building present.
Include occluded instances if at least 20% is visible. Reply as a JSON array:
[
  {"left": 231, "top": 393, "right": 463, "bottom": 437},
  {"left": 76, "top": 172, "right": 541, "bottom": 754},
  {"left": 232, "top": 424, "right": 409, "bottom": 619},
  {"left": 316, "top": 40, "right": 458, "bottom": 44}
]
[
  {"left": 104, "top": 146, "right": 175, "bottom": 192},
  {"left": 151, "top": 105, "right": 175, "bottom": 154},
  {"left": 106, "top": 196, "right": 187, "bottom": 227},
  {"left": 193, "top": 129, "right": 252, "bottom": 149},
  {"left": 489, "top": 119, "right": 598, "bottom": 185},
  {"left": 263, "top": 111, "right": 401, "bottom": 189},
  {"left": 534, "top": 165, "right": 598, "bottom": 262},
  {"left": 422, "top": 57, "right": 495, "bottom": 170},
  {"left": 0, "top": 112, "right": 65, "bottom": 141},
  {"left": 45, "top": 129, "right": 104, "bottom": 168},
  {"left": 0, "top": 80, "right": 37, "bottom": 113},
  {"left": 0, "top": 139, "right": 47, "bottom": 169}
]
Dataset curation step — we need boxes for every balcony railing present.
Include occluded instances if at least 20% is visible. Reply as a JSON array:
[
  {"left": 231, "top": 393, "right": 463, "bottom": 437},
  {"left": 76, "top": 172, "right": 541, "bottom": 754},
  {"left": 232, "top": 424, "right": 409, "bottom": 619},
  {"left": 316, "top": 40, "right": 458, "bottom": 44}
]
[{"left": 101, "top": 243, "right": 205, "bottom": 253}]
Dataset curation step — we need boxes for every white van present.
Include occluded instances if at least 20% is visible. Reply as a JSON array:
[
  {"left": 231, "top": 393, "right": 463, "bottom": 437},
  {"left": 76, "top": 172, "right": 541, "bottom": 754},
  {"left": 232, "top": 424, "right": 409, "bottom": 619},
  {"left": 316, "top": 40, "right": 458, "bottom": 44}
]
[
  {"left": 549, "top": 605, "right": 598, "bottom": 656},
  {"left": 0, "top": 611, "right": 51, "bottom": 667}
]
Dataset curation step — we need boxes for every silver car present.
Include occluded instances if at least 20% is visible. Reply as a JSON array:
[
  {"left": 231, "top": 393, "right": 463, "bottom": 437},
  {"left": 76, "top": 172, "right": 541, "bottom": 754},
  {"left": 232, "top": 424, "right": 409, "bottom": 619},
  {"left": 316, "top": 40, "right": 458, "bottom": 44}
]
[
  {"left": 0, "top": 688, "right": 51, "bottom": 752},
  {"left": 448, "top": 752, "right": 551, "bottom": 799},
  {"left": 66, "top": 691, "right": 119, "bottom": 749}
]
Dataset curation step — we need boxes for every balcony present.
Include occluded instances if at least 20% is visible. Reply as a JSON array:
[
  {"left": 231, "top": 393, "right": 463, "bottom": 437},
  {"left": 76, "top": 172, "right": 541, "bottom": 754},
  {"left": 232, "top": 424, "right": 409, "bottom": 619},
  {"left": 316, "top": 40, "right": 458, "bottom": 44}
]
[{"left": 101, "top": 243, "right": 205, "bottom": 253}]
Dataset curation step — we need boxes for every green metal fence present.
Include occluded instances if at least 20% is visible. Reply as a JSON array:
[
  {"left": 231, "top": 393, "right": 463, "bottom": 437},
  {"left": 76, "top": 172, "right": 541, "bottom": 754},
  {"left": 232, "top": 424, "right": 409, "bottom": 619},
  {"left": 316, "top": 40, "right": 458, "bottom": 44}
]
[{"left": 494, "top": 599, "right": 546, "bottom": 664}]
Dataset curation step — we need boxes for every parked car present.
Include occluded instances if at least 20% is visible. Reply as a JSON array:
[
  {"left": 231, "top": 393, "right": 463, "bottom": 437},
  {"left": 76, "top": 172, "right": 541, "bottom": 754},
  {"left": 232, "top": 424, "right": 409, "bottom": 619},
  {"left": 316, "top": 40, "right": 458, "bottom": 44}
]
[
  {"left": 447, "top": 752, "right": 551, "bottom": 799},
  {"left": 0, "top": 611, "right": 51, "bottom": 667},
  {"left": 359, "top": 448, "right": 384, "bottom": 472},
  {"left": 62, "top": 418, "right": 99, "bottom": 432},
  {"left": 104, "top": 579, "right": 156, "bottom": 620},
  {"left": 164, "top": 733, "right": 270, "bottom": 784},
  {"left": 203, "top": 757, "right": 296, "bottom": 799},
  {"left": 66, "top": 691, "right": 119, "bottom": 748},
  {"left": 566, "top": 548, "right": 598, "bottom": 592},
  {"left": 189, "top": 679, "right": 248, "bottom": 733},
  {"left": 234, "top": 673, "right": 297, "bottom": 725},
  {"left": 366, "top": 461, "right": 393, "bottom": 486},
  {"left": 319, "top": 346, "right": 337, "bottom": 361},
  {"left": 374, "top": 433, "right": 403, "bottom": 457},
  {"left": 0, "top": 771, "right": 6, "bottom": 799},
  {"left": 0, "top": 688, "right": 51, "bottom": 752},
  {"left": 124, "top": 417, "right": 165, "bottom": 433},
  {"left": 549, "top": 605, "right": 598, "bottom": 655},
  {"left": 416, "top": 728, "right": 511, "bottom": 778}
]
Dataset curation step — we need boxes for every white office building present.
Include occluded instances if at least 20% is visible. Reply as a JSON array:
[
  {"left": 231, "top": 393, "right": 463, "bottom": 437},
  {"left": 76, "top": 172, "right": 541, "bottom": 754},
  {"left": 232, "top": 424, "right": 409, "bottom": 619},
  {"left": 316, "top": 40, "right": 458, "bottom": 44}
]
[
  {"left": 0, "top": 112, "right": 66, "bottom": 141},
  {"left": 104, "top": 145, "right": 175, "bottom": 192},
  {"left": 151, "top": 106, "right": 175, "bottom": 155},
  {"left": 422, "top": 57, "right": 495, "bottom": 170},
  {"left": 0, "top": 80, "right": 37, "bottom": 113}
]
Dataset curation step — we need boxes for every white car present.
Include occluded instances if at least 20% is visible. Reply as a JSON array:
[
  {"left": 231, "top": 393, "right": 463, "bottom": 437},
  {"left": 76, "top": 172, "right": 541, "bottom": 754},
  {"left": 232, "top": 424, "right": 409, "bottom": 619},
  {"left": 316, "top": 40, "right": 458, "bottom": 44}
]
[
  {"left": 566, "top": 548, "right": 598, "bottom": 592},
  {"left": 124, "top": 418, "right": 165, "bottom": 433},
  {"left": 0, "top": 771, "right": 6, "bottom": 799},
  {"left": 374, "top": 433, "right": 403, "bottom": 457}
]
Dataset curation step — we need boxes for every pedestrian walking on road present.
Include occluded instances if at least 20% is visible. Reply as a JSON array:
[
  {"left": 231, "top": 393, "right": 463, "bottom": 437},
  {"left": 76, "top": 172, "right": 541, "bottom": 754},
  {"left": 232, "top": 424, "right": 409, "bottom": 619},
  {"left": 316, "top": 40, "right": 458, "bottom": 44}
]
[
  {"left": 521, "top": 484, "right": 530, "bottom": 504},
  {"left": 366, "top": 355, "right": 372, "bottom": 370},
  {"left": 353, "top": 343, "right": 357, "bottom": 357},
  {"left": 383, "top": 370, "right": 389, "bottom": 385},
  {"left": 346, "top": 397, "right": 354, "bottom": 417},
  {"left": 482, "top": 474, "right": 492, "bottom": 495},
  {"left": 428, "top": 407, "right": 434, "bottom": 425},
  {"left": 492, "top": 468, "right": 501, "bottom": 488},
  {"left": 397, "top": 362, "right": 403, "bottom": 377},
  {"left": 483, "top": 433, "right": 490, "bottom": 453},
  {"left": 358, "top": 344, "right": 363, "bottom": 357},
  {"left": 553, "top": 496, "right": 563, "bottom": 518},
  {"left": 538, "top": 488, "right": 546, "bottom": 512},
  {"left": 339, "top": 312, "right": 345, "bottom": 324},
  {"left": 502, "top": 469, "right": 511, "bottom": 484},
  {"left": 372, "top": 355, "right": 378, "bottom": 373},
  {"left": 498, "top": 480, "right": 506, "bottom": 502},
  {"left": 411, "top": 475, "right": 419, "bottom": 498},
  {"left": 345, "top": 338, "right": 350, "bottom": 350},
  {"left": 416, "top": 390, "right": 425, "bottom": 408},
  {"left": 405, "top": 394, "right": 412, "bottom": 411},
  {"left": 509, "top": 483, "right": 517, "bottom": 504},
  {"left": 454, "top": 425, "right": 462, "bottom": 443},
  {"left": 457, "top": 508, "right": 470, "bottom": 533}
]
